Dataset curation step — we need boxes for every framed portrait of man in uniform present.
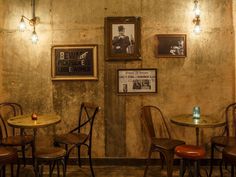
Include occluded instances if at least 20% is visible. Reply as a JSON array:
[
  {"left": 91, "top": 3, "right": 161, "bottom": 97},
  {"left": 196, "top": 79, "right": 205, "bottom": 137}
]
[{"left": 105, "top": 16, "right": 141, "bottom": 61}]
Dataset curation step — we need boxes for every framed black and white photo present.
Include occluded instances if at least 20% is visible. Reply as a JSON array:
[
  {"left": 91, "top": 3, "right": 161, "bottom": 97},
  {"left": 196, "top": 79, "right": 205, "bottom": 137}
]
[
  {"left": 117, "top": 69, "right": 157, "bottom": 94},
  {"left": 156, "top": 34, "right": 187, "bottom": 58},
  {"left": 105, "top": 16, "right": 141, "bottom": 61},
  {"left": 51, "top": 45, "right": 98, "bottom": 80}
]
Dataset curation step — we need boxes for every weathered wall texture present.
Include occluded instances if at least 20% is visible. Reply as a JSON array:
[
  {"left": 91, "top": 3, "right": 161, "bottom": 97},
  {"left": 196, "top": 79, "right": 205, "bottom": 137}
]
[
  {"left": 0, "top": 0, "right": 4, "bottom": 101},
  {"left": 0, "top": 0, "right": 235, "bottom": 158},
  {"left": 233, "top": 0, "right": 236, "bottom": 100}
]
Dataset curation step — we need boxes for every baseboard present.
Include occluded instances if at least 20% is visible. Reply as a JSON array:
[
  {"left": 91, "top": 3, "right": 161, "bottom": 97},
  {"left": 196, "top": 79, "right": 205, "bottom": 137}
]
[{"left": 22, "top": 157, "right": 222, "bottom": 166}]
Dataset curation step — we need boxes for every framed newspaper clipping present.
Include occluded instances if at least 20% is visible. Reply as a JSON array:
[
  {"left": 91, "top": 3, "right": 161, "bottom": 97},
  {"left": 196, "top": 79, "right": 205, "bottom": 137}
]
[{"left": 117, "top": 68, "right": 157, "bottom": 94}]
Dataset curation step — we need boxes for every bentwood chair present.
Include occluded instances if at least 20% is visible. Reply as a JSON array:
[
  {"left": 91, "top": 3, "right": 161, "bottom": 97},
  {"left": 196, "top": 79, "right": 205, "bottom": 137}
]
[
  {"left": 140, "top": 105, "right": 185, "bottom": 177},
  {"left": 35, "top": 147, "right": 66, "bottom": 177},
  {"left": 0, "top": 102, "right": 34, "bottom": 166},
  {"left": 0, "top": 147, "right": 20, "bottom": 177},
  {"left": 209, "top": 102, "right": 236, "bottom": 177},
  {"left": 222, "top": 146, "right": 236, "bottom": 177},
  {"left": 54, "top": 102, "right": 100, "bottom": 177}
]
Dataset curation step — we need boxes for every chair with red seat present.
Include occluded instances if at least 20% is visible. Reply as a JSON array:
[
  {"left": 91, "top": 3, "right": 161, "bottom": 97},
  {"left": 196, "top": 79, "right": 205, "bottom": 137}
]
[
  {"left": 175, "top": 144, "right": 206, "bottom": 177},
  {"left": 140, "top": 105, "right": 185, "bottom": 177},
  {"left": 209, "top": 103, "right": 236, "bottom": 177}
]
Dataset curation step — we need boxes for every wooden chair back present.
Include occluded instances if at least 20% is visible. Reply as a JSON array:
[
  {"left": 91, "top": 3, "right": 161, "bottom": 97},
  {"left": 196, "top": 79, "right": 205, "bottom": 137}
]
[
  {"left": 70, "top": 102, "right": 100, "bottom": 144},
  {"left": 141, "top": 105, "right": 171, "bottom": 139},
  {"left": 224, "top": 103, "right": 236, "bottom": 137},
  {"left": 0, "top": 102, "right": 23, "bottom": 139}
]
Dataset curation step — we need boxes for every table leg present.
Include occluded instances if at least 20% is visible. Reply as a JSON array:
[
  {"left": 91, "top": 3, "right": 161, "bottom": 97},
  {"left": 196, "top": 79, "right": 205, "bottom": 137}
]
[
  {"left": 196, "top": 127, "right": 199, "bottom": 146},
  {"left": 33, "top": 128, "right": 38, "bottom": 177}
]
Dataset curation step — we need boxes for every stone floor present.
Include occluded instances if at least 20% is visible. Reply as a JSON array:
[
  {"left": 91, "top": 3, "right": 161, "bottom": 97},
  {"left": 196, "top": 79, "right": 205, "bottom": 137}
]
[{"left": 16, "top": 165, "right": 229, "bottom": 177}]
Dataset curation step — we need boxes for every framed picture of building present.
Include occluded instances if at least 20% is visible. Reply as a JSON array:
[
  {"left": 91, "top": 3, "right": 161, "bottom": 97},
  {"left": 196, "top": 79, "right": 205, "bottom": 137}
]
[
  {"left": 105, "top": 16, "right": 141, "bottom": 61},
  {"left": 156, "top": 34, "right": 187, "bottom": 58},
  {"left": 51, "top": 45, "right": 98, "bottom": 80},
  {"left": 117, "top": 68, "right": 157, "bottom": 94}
]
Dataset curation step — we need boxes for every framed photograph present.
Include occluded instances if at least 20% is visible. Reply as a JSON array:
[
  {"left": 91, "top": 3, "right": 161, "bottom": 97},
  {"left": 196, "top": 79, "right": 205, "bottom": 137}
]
[
  {"left": 105, "top": 16, "right": 141, "bottom": 61},
  {"left": 117, "top": 69, "right": 157, "bottom": 94},
  {"left": 156, "top": 34, "right": 187, "bottom": 58},
  {"left": 51, "top": 45, "right": 98, "bottom": 80}
]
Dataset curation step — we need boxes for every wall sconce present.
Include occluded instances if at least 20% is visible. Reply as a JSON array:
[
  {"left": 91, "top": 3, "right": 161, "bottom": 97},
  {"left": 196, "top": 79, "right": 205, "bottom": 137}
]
[
  {"left": 193, "top": 0, "right": 201, "bottom": 34},
  {"left": 18, "top": 0, "right": 40, "bottom": 44}
]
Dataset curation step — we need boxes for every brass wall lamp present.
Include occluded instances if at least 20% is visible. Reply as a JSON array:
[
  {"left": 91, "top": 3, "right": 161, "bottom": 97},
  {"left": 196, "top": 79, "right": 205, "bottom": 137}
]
[
  {"left": 193, "top": 0, "right": 201, "bottom": 34},
  {"left": 18, "top": 0, "right": 40, "bottom": 44}
]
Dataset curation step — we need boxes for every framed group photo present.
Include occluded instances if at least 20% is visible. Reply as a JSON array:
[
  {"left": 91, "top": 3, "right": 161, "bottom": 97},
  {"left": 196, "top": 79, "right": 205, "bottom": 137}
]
[
  {"left": 117, "top": 68, "right": 157, "bottom": 94},
  {"left": 105, "top": 16, "right": 141, "bottom": 61},
  {"left": 51, "top": 44, "right": 98, "bottom": 80},
  {"left": 156, "top": 34, "right": 187, "bottom": 58}
]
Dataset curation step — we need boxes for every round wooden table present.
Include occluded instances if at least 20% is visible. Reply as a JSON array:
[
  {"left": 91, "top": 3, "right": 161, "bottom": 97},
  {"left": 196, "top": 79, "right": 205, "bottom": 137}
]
[
  {"left": 7, "top": 113, "right": 61, "bottom": 177},
  {"left": 7, "top": 114, "right": 61, "bottom": 129},
  {"left": 170, "top": 114, "right": 226, "bottom": 145}
]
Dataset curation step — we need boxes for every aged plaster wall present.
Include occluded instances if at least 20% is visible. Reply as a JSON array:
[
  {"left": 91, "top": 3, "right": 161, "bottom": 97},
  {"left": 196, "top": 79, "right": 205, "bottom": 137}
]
[
  {"left": 233, "top": 0, "right": 236, "bottom": 100},
  {"left": 0, "top": 0, "right": 235, "bottom": 159},
  {"left": 0, "top": 0, "right": 4, "bottom": 101}
]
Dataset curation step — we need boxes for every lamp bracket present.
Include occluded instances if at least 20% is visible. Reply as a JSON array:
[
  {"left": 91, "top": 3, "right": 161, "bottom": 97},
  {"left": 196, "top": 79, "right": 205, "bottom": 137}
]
[
  {"left": 29, "top": 17, "right": 40, "bottom": 26},
  {"left": 193, "top": 16, "right": 200, "bottom": 24}
]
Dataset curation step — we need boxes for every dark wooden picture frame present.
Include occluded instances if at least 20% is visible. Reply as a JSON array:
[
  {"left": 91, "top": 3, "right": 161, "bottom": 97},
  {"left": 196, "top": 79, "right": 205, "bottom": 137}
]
[
  {"left": 117, "top": 68, "right": 157, "bottom": 94},
  {"left": 156, "top": 34, "right": 187, "bottom": 58},
  {"left": 51, "top": 44, "right": 98, "bottom": 80},
  {"left": 105, "top": 16, "right": 141, "bottom": 61}
]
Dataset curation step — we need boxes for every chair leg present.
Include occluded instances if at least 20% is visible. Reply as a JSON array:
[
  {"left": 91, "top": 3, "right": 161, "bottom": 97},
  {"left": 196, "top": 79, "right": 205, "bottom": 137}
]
[
  {"left": 11, "top": 164, "right": 14, "bottom": 177},
  {"left": 78, "top": 146, "right": 82, "bottom": 167},
  {"left": 16, "top": 161, "right": 20, "bottom": 177},
  {"left": 220, "top": 158, "right": 224, "bottom": 177},
  {"left": 193, "top": 160, "right": 199, "bottom": 177},
  {"left": 2, "top": 165, "right": 5, "bottom": 177},
  {"left": 61, "top": 158, "right": 66, "bottom": 177},
  {"left": 64, "top": 144, "right": 69, "bottom": 173},
  {"left": 57, "top": 161, "right": 60, "bottom": 177},
  {"left": 209, "top": 144, "right": 215, "bottom": 177},
  {"left": 231, "top": 165, "right": 234, "bottom": 177},
  {"left": 49, "top": 162, "right": 52, "bottom": 177},
  {"left": 180, "top": 159, "right": 186, "bottom": 177},
  {"left": 22, "top": 145, "right": 26, "bottom": 166},
  {"left": 88, "top": 145, "right": 95, "bottom": 177},
  {"left": 160, "top": 153, "right": 164, "bottom": 169},
  {"left": 162, "top": 150, "right": 174, "bottom": 177},
  {"left": 144, "top": 146, "right": 153, "bottom": 177}
]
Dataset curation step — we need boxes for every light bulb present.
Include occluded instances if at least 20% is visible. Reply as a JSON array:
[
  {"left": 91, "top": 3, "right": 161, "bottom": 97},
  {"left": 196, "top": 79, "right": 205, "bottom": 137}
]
[
  {"left": 194, "top": 6, "right": 201, "bottom": 16},
  {"left": 31, "top": 30, "right": 39, "bottom": 44},
  {"left": 193, "top": 24, "right": 201, "bottom": 34},
  {"left": 193, "top": 0, "right": 200, "bottom": 16},
  {"left": 19, "top": 17, "right": 26, "bottom": 32}
]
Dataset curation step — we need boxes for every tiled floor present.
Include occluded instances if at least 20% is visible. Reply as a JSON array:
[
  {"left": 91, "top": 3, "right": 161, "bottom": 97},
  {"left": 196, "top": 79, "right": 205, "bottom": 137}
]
[{"left": 18, "top": 165, "right": 228, "bottom": 177}]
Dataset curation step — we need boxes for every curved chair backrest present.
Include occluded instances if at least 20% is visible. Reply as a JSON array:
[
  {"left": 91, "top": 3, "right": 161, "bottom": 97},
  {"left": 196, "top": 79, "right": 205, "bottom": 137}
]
[
  {"left": 0, "top": 102, "right": 23, "bottom": 138},
  {"left": 141, "top": 105, "right": 171, "bottom": 139},
  {"left": 70, "top": 102, "right": 100, "bottom": 145},
  {"left": 224, "top": 103, "right": 236, "bottom": 137}
]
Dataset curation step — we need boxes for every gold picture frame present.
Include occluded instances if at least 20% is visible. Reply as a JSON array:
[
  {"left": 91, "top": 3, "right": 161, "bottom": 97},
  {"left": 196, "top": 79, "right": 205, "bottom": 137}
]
[{"left": 51, "top": 44, "right": 98, "bottom": 80}]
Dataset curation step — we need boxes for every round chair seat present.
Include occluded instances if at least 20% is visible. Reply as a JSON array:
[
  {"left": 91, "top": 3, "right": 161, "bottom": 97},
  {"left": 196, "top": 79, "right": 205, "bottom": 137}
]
[
  {"left": 223, "top": 146, "right": 236, "bottom": 164},
  {"left": 1, "top": 135, "right": 34, "bottom": 146},
  {"left": 175, "top": 145, "right": 206, "bottom": 160},
  {"left": 36, "top": 147, "right": 66, "bottom": 160},
  {"left": 211, "top": 136, "right": 236, "bottom": 147},
  {"left": 0, "top": 147, "right": 18, "bottom": 163}
]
